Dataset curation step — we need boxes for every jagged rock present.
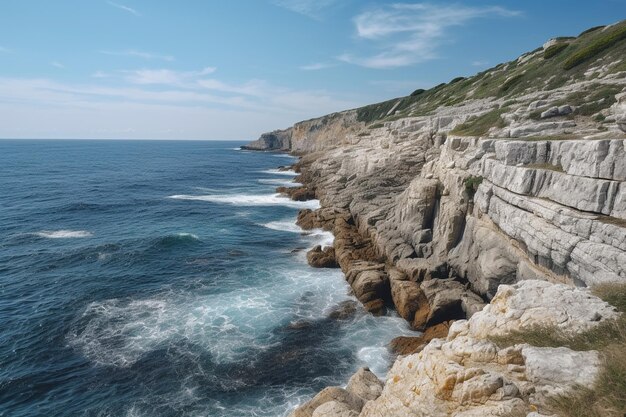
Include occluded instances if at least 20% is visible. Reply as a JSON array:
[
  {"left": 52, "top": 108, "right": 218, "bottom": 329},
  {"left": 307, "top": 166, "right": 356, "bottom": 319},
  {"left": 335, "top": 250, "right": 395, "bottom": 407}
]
[
  {"left": 278, "top": 185, "right": 316, "bottom": 201},
  {"left": 420, "top": 278, "right": 486, "bottom": 326},
  {"left": 388, "top": 268, "right": 428, "bottom": 324},
  {"left": 242, "top": 128, "right": 292, "bottom": 150},
  {"left": 291, "top": 369, "right": 384, "bottom": 417},
  {"left": 346, "top": 368, "right": 383, "bottom": 401},
  {"left": 312, "top": 402, "right": 359, "bottom": 417},
  {"left": 307, "top": 245, "right": 339, "bottom": 268},
  {"left": 346, "top": 264, "right": 389, "bottom": 314},
  {"left": 540, "top": 105, "right": 573, "bottom": 119},
  {"left": 327, "top": 300, "right": 359, "bottom": 320},
  {"left": 389, "top": 321, "right": 453, "bottom": 355},
  {"left": 289, "top": 387, "right": 364, "bottom": 417},
  {"left": 612, "top": 91, "right": 626, "bottom": 133},
  {"left": 540, "top": 107, "right": 559, "bottom": 118},
  {"left": 361, "top": 280, "right": 612, "bottom": 417},
  {"left": 522, "top": 345, "right": 600, "bottom": 405},
  {"left": 450, "top": 280, "right": 619, "bottom": 339}
]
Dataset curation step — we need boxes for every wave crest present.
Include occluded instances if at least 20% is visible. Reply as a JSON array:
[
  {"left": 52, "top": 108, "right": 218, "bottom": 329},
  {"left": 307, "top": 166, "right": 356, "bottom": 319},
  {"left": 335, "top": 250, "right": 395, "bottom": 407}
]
[
  {"left": 34, "top": 230, "right": 93, "bottom": 239},
  {"left": 169, "top": 193, "right": 320, "bottom": 209}
]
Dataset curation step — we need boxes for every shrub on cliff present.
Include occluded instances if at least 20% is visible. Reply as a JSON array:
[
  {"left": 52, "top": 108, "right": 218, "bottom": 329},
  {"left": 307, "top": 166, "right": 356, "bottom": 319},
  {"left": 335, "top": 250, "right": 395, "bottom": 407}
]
[
  {"left": 450, "top": 107, "right": 507, "bottom": 136},
  {"left": 544, "top": 43, "right": 569, "bottom": 59},
  {"left": 464, "top": 176, "right": 483, "bottom": 198},
  {"left": 563, "top": 24, "right": 626, "bottom": 70}
]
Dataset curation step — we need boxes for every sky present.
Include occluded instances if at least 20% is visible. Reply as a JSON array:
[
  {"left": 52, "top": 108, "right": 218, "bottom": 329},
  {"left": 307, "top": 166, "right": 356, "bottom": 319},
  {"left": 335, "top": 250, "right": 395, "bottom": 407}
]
[{"left": 0, "top": 1, "right": 624, "bottom": 140}]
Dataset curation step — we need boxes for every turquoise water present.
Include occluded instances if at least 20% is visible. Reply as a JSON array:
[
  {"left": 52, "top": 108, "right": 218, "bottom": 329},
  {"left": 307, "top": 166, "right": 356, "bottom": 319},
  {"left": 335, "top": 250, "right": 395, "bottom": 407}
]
[{"left": 0, "top": 140, "right": 414, "bottom": 417}]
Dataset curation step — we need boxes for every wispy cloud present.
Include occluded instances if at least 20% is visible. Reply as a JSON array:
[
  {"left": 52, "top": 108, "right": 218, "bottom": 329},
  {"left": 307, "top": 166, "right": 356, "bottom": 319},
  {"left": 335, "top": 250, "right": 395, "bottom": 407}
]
[
  {"left": 196, "top": 79, "right": 269, "bottom": 97},
  {"left": 107, "top": 1, "right": 140, "bottom": 17},
  {"left": 51, "top": 61, "right": 65, "bottom": 69},
  {"left": 91, "top": 71, "right": 110, "bottom": 78},
  {"left": 0, "top": 46, "right": 11, "bottom": 53},
  {"left": 299, "top": 62, "right": 335, "bottom": 71},
  {"left": 272, "top": 0, "right": 339, "bottom": 19},
  {"left": 123, "top": 67, "right": 217, "bottom": 86},
  {"left": 340, "top": 3, "right": 521, "bottom": 69},
  {"left": 0, "top": 75, "right": 363, "bottom": 139},
  {"left": 472, "top": 60, "right": 489, "bottom": 67},
  {"left": 100, "top": 49, "right": 175, "bottom": 61}
]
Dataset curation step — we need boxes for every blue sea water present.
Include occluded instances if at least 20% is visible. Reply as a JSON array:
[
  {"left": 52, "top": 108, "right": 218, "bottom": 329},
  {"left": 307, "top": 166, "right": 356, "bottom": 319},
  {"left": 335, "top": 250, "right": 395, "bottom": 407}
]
[{"left": 0, "top": 140, "right": 415, "bottom": 417}]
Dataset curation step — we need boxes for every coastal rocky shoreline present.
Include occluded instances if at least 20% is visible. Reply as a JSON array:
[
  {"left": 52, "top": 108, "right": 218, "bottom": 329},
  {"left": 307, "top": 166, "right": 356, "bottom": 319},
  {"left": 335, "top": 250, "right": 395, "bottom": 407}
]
[{"left": 245, "top": 22, "right": 626, "bottom": 417}]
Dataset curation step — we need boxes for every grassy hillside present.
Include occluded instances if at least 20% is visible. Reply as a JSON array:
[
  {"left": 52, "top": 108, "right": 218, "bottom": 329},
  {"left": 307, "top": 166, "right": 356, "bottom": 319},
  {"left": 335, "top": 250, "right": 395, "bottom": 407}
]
[{"left": 355, "top": 20, "right": 626, "bottom": 126}]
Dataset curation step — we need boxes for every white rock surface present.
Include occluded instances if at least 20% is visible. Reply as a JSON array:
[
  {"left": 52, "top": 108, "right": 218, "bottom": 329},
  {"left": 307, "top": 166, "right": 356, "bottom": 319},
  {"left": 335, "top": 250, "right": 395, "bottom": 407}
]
[{"left": 359, "top": 280, "right": 613, "bottom": 417}]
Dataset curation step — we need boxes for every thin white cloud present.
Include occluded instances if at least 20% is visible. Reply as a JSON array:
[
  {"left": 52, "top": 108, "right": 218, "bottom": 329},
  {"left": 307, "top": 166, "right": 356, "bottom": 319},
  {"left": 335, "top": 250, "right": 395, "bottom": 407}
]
[
  {"left": 0, "top": 46, "right": 11, "bottom": 53},
  {"left": 299, "top": 62, "right": 335, "bottom": 71},
  {"left": 341, "top": 3, "right": 521, "bottom": 69},
  {"left": 272, "top": 0, "right": 339, "bottom": 19},
  {"left": 472, "top": 60, "right": 489, "bottom": 67},
  {"left": 123, "top": 66, "right": 217, "bottom": 86},
  {"left": 197, "top": 79, "right": 269, "bottom": 97},
  {"left": 91, "top": 71, "right": 110, "bottom": 78},
  {"left": 107, "top": 1, "right": 140, "bottom": 17},
  {"left": 0, "top": 76, "right": 363, "bottom": 139},
  {"left": 51, "top": 61, "right": 65, "bottom": 69},
  {"left": 100, "top": 49, "right": 175, "bottom": 61}
]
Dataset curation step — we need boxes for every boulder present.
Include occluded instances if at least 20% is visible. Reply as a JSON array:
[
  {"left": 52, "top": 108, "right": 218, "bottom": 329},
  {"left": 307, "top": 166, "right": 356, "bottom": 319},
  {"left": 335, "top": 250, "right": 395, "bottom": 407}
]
[
  {"left": 346, "top": 368, "right": 384, "bottom": 401},
  {"left": 327, "top": 300, "right": 359, "bottom": 320},
  {"left": 388, "top": 268, "right": 428, "bottom": 323},
  {"left": 312, "top": 401, "right": 359, "bottom": 417},
  {"left": 540, "top": 106, "right": 560, "bottom": 119},
  {"left": 389, "top": 321, "right": 453, "bottom": 355},
  {"left": 452, "top": 280, "right": 619, "bottom": 339},
  {"left": 344, "top": 262, "right": 390, "bottom": 314},
  {"left": 278, "top": 185, "right": 316, "bottom": 201},
  {"left": 540, "top": 105, "right": 572, "bottom": 119},
  {"left": 289, "top": 387, "right": 363, "bottom": 417},
  {"left": 307, "top": 245, "right": 339, "bottom": 268}
]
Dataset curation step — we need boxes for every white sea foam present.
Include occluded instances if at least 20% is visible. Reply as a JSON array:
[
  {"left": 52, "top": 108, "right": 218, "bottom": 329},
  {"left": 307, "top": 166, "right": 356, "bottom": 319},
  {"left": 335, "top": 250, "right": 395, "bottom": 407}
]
[
  {"left": 273, "top": 154, "right": 297, "bottom": 159},
  {"left": 308, "top": 230, "right": 335, "bottom": 248},
  {"left": 261, "top": 220, "right": 303, "bottom": 233},
  {"left": 260, "top": 169, "right": 298, "bottom": 176},
  {"left": 69, "top": 264, "right": 348, "bottom": 367},
  {"left": 357, "top": 346, "right": 393, "bottom": 378},
  {"left": 169, "top": 193, "right": 320, "bottom": 209},
  {"left": 34, "top": 230, "right": 93, "bottom": 239},
  {"left": 258, "top": 178, "right": 302, "bottom": 187},
  {"left": 260, "top": 219, "right": 334, "bottom": 249},
  {"left": 176, "top": 232, "right": 199, "bottom": 240}
]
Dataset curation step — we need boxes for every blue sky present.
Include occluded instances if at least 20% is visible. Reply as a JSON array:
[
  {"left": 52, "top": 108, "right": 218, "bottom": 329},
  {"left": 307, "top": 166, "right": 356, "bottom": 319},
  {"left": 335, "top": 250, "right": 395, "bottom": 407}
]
[{"left": 0, "top": 1, "right": 624, "bottom": 140}]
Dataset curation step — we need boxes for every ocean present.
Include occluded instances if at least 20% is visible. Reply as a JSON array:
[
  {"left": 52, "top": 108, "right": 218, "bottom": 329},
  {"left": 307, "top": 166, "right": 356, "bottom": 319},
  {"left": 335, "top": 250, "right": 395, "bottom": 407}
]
[{"left": 0, "top": 140, "right": 415, "bottom": 417}]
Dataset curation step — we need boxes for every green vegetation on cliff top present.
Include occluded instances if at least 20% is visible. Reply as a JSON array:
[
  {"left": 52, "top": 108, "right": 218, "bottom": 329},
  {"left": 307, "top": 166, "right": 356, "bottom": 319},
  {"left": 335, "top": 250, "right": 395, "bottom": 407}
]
[{"left": 355, "top": 20, "right": 626, "bottom": 124}]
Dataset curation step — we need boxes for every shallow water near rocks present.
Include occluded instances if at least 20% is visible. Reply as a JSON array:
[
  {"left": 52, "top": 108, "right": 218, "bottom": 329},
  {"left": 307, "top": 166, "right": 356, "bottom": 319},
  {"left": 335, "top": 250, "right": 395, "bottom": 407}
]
[{"left": 0, "top": 140, "right": 415, "bottom": 417}]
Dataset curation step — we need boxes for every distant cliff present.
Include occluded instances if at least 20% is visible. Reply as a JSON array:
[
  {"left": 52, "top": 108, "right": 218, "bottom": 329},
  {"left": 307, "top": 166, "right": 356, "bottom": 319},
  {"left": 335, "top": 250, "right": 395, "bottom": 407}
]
[{"left": 241, "top": 128, "right": 292, "bottom": 151}]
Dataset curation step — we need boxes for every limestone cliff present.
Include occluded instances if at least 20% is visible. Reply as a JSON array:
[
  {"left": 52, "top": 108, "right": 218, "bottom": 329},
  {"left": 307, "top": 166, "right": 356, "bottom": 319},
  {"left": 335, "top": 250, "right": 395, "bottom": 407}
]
[{"left": 247, "top": 21, "right": 626, "bottom": 417}]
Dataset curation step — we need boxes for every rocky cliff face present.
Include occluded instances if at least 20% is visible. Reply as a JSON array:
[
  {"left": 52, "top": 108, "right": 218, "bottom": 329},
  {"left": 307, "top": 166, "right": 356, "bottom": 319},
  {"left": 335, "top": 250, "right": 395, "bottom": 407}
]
[
  {"left": 241, "top": 128, "right": 292, "bottom": 151},
  {"left": 247, "top": 21, "right": 626, "bottom": 417}
]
